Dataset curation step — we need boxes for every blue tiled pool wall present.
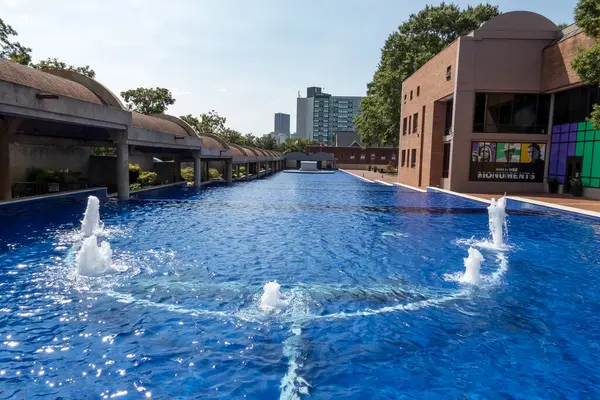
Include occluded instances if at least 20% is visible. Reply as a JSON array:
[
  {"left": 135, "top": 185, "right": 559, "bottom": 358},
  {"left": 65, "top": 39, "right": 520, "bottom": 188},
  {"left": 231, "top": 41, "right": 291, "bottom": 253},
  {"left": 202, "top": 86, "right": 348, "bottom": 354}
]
[{"left": 549, "top": 121, "right": 600, "bottom": 187}]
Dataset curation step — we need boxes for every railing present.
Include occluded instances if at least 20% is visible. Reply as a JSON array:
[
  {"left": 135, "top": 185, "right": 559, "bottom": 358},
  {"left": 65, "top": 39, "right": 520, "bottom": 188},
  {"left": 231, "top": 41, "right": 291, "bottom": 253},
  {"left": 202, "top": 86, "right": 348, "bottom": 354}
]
[{"left": 12, "top": 182, "right": 90, "bottom": 199}]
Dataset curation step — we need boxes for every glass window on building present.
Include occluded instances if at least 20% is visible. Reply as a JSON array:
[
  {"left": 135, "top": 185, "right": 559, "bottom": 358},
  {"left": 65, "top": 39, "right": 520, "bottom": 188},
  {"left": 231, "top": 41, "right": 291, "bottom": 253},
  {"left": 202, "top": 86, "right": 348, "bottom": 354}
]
[
  {"left": 411, "top": 149, "right": 417, "bottom": 168},
  {"left": 371, "top": 153, "right": 375, "bottom": 160},
  {"left": 473, "top": 93, "right": 550, "bottom": 134},
  {"left": 442, "top": 142, "right": 451, "bottom": 178},
  {"left": 391, "top": 153, "right": 396, "bottom": 160},
  {"left": 381, "top": 156, "right": 386, "bottom": 160},
  {"left": 401, "top": 150, "right": 406, "bottom": 166},
  {"left": 360, "top": 154, "right": 365, "bottom": 160}
]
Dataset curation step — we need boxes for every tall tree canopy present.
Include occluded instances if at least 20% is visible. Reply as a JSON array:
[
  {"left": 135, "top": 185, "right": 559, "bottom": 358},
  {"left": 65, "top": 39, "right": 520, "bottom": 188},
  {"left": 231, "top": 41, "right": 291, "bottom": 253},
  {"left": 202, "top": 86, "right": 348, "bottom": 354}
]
[
  {"left": 572, "top": 0, "right": 600, "bottom": 129},
  {"left": 32, "top": 57, "right": 96, "bottom": 78},
  {"left": 355, "top": 3, "right": 500, "bottom": 146},
  {"left": 0, "top": 18, "right": 32, "bottom": 65},
  {"left": 121, "top": 87, "right": 175, "bottom": 115}
]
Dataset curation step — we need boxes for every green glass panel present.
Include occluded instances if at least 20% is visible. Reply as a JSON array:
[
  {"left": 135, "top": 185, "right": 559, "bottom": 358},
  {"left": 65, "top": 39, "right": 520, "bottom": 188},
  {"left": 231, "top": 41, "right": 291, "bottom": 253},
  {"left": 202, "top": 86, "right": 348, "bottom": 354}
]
[
  {"left": 586, "top": 121, "right": 595, "bottom": 130},
  {"left": 576, "top": 142, "right": 584, "bottom": 156},
  {"left": 593, "top": 142, "right": 600, "bottom": 178},
  {"left": 582, "top": 178, "right": 590, "bottom": 186},
  {"left": 596, "top": 130, "right": 600, "bottom": 140},
  {"left": 583, "top": 142, "right": 594, "bottom": 176},
  {"left": 591, "top": 178, "right": 600, "bottom": 188},
  {"left": 578, "top": 122, "right": 587, "bottom": 131},
  {"left": 586, "top": 131, "right": 595, "bottom": 141},
  {"left": 577, "top": 131, "right": 586, "bottom": 141}
]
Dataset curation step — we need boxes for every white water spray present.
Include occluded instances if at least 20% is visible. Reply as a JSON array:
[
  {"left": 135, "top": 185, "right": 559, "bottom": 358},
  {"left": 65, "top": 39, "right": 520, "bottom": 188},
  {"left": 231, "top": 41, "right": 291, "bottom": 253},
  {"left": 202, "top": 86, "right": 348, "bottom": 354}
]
[
  {"left": 460, "top": 247, "right": 483, "bottom": 285},
  {"left": 76, "top": 235, "right": 113, "bottom": 277},
  {"left": 81, "top": 196, "right": 103, "bottom": 237},
  {"left": 488, "top": 196, "right": 507, "bottom": 248},
  {"left": 260, "top": 281, "right": 288, "bottom": 311}
]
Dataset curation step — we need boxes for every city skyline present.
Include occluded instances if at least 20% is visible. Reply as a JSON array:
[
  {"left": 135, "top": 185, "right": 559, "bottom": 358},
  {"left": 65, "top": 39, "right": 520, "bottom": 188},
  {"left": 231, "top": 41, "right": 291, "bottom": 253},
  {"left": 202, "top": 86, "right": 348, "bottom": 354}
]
[{"left": 1, "top": 0, "right": 577, "bottom": 134}]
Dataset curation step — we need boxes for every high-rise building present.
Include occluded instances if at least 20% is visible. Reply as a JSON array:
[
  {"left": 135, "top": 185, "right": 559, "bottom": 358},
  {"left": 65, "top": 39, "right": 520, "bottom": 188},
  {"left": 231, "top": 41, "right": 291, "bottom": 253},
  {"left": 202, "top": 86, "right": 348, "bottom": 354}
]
[
  {"left": 274, "top": 113, "right": 290, "bottom": 135},
  {"left": 296, "top": 87, "right": 363, "bottom": 145}
]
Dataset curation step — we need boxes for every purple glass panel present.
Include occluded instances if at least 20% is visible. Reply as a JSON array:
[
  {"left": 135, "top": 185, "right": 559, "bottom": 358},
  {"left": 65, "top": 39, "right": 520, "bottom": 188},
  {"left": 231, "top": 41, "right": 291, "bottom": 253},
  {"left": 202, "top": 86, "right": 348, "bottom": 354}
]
[
  {"left": 552, "top": 134, "right": 560, "bottom": 143},
  {"left": 549, "top": 144, "right": 559, "bottom": 175},
  {"left": 552, "top": 125, "right": 562, "bottom": 134},
  {"left": 569, "top": 123, "right": 578, "bottom": 132},
  {"left": 569, "top": 132, "right": 577, "bottom": 142},
  {"left": 561, "top": 124, "right": 570, "bottom": 133},
  {"left": 568, "top": 142, "right": 576, "bottom": 156},
  {"left": 558, "top": 143, "right": 568, "bottom": 175},
  {"left": 558, "top": 175, "right": 564, "bottom": 184}
]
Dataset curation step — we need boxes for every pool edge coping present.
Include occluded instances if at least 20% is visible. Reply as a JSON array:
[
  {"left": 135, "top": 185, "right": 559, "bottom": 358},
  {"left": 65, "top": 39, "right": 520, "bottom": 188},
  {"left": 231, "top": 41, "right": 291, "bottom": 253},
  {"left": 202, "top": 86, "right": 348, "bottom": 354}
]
[
  {"left": 0, "top": 187, "right": 108, "bottom": 207},
  {"left": 427, "top": 186, "right": 600, "bottom": 219},
  {"left": 339, "top": 169, "right": 374, "bottom": 183}
]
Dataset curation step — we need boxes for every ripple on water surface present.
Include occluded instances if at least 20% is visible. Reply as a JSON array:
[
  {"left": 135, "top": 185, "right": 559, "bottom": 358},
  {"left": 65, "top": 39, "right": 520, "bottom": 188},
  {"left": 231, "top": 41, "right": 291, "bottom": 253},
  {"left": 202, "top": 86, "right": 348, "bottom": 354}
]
[{"left": 0, "top": 172, "right": 599, "bottom": 399}]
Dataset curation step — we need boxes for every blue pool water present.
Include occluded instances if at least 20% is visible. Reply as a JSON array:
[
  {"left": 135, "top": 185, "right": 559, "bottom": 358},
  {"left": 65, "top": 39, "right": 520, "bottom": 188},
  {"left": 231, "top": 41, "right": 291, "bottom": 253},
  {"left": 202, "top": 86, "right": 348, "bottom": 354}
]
[{"left": 1, "top": 172, "right": 599, "bottom": 399}]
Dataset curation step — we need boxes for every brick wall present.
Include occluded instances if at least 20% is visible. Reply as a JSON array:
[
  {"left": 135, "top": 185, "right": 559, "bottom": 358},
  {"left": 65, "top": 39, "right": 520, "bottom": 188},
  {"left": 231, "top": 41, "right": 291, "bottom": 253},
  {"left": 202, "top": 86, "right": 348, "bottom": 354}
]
[
  {"left": 305, "top": 146, "right": 399, "bottom": 166},
  {"left": 541, "top": 32, "right": 595, "bottom": 92},
  {"left": 399, "top": 40, "right": 458, "bottom": 187}
]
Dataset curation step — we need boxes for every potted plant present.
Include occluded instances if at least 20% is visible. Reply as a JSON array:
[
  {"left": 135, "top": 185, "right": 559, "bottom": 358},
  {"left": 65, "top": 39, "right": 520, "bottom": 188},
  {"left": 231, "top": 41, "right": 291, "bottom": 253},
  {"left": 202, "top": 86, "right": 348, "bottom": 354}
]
[
  {"left": 570, "top": 175, "right": 583, "bottom": 197},
  {"left": 547, "top": 176, "right": 559, "bottom": 193}
]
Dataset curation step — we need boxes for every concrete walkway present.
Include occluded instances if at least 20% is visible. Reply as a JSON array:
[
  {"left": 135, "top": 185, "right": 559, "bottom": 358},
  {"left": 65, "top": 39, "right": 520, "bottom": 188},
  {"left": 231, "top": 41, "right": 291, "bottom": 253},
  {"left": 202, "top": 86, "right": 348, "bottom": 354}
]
[{"left": 342, "top": 169, "right": 398, "bottom": 184}]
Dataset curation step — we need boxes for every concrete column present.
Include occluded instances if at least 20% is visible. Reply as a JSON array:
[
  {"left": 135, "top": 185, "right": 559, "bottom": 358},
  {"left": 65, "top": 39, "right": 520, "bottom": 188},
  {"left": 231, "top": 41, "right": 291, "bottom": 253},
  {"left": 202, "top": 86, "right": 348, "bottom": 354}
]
[
  {"left": 245, "top": 162, "right": 250, "bottom": 180},
  {"left": 173, "top": 154, "right": 182, "bottom": 182},
  {"left": 115, "top": 133, "right": 130, "bottom": 200},
  {"left": 0, "top": 118, "right": 21, "bottom": 201},
  {"left": 193, "top": 151, "right": 202, "bottom": 187},
  {"left": 225, "top": 160, "right": 233, "bottom": 182},
  {"left": 236, "top": 164, "right": 240, "bottom": 179}
]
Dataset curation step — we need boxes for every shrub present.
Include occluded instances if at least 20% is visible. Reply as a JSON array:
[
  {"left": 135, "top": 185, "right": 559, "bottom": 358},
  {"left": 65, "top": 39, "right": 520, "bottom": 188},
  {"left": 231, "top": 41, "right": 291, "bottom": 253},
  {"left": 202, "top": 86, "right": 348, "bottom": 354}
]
[
  {"left": 208, "top": 168, "right": 221, "bottom": 180},
  {"left": 181, "top": 167, "right": 194, "bottom": 183},
  {"left": 138, "top": 171, "right": 158, "bottom": 187},
  {"left": 129, "top": 164, "right": 142, "bottom": 183},
  {"left": 130, "top": 183, "right": 142, "bottom": 191}
]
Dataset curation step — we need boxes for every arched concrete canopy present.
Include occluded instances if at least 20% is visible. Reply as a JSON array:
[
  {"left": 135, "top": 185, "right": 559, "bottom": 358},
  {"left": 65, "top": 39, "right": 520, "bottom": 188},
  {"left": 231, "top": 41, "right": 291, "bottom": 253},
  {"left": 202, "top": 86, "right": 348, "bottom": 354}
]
[
  {"left": 243, "top": 147, "right": 260, "bottom": 157},
  {"left": 229, "top": 143, "right": 248, "bottom": 157},
  {"left": 45, "top": 69, "right": 126, "bottom": 109},
  {"left": 150, "top": 114, "right": 199, "bottom": 138},
  {"left": 478, "top": 11, "right": 558, "bottom": 32},
  {"left": 201, "top": 133, "right": 230, "bottom": 150},
  {"left": 252, "top": 148, "right": 269, "bottom": 157},
  {"left": 132, "top": 112, "right": 187, "bottom": 136},
  {"left": 0, "top": 60, "right": 104, "bottom": 104}
]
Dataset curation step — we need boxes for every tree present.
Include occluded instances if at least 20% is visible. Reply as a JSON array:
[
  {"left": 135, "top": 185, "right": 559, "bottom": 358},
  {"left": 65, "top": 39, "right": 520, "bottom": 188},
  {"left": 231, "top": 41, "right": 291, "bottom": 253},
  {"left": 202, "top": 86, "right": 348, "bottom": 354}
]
[
  {"left": 572, "top": 0, "right": 600, "bottom": 129},
  {"left": 356, "top": 3, "right": 500, "bottom": 146},
  {"left": 244, "top": 133, "right": 257, "bottom": 147},
  {"left": 279, "top": 138, "right": 313, "bottom": 154},
  {"left": 0, "top": 18, "right": 32, "bottom": 65},
  {"left": 255, "top": 134, "right": 277, "bottom": 150},
  {"left": 557, "top": 23, "right": 570, "bottom": 30},
  {"left": 120, "top": 87, "right": 175, "bottom": 115},
  {"left": 32, "top": 57, "right": 96, "bottom": 78},
  {"left": 219, "top": 127, "right": 245, "bottom": 145},
  {"left": 180, "top": 114, "right": 201, "bottom": 132}
]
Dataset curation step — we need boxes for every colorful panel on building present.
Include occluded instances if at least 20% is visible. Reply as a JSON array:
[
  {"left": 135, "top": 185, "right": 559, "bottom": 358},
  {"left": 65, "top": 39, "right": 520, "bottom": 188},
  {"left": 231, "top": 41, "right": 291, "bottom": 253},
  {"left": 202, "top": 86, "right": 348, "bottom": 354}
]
[
  {"left": 548, "top": 122, "right": 600, "bottom": 188},
  {"left": 470, "top": 142, "right": 545, "bottom": 182}
]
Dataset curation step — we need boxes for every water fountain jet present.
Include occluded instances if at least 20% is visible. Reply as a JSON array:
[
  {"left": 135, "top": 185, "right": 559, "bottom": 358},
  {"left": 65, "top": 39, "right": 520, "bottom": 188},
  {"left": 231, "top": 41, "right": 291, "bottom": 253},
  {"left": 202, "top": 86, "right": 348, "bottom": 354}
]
[
  {"left": 460, "top": 247, "right": 483, "bottom": 285},
  {"left": 81, "top": 196, "right": 103, "bottom": 237},
  {"left": 76, "top": 235, "right": 113, "bottom": 277},
  {"left": 259, "top": 281, "right": 288, "bottom": 311},
  {"left": 488, "top": 196, "right": 507, "bottom": 249}
]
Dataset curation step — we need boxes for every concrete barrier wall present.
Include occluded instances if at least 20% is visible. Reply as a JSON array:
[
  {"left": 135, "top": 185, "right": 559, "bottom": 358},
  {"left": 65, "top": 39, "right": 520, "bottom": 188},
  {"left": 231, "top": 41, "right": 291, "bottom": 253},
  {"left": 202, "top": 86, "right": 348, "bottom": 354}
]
[
  {"left": 153, "top": 162, "right": 176, "bottom": 184},
  {"left": 10, "top": 143, "right": 93, "bottom": 182},
  {"left": 130, "top": 153, "right": 154, "bottom": 171},
  {"left": 88, "top": 155, "right": 117, "bottom": 188}
]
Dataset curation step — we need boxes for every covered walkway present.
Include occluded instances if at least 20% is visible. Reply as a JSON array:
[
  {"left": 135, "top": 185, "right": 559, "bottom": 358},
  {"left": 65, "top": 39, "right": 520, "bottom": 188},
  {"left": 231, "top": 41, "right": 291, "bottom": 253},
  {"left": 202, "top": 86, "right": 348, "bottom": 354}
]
[{"left": 0, "top": 60, "right": 283, "bottom": 201}]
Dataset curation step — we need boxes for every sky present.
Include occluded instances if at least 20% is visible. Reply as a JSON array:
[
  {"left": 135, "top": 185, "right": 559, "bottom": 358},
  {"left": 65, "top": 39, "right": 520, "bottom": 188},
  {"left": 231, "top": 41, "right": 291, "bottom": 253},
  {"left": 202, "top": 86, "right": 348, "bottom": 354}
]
[{"left": 2, "top": 0, "right": 578, "bottom": 135}]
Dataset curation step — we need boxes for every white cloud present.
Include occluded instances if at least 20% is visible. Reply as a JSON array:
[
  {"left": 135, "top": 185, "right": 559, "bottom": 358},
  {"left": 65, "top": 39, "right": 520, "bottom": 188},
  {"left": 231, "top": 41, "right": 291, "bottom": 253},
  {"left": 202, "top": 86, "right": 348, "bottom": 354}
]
[{"left": 219, "top": 88, "right": 228, "bottom": 93}]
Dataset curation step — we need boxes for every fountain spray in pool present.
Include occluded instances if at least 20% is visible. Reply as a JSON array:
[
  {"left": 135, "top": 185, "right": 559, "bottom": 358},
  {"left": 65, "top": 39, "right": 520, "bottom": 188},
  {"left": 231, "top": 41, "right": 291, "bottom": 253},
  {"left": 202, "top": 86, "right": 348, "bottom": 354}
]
[
  {"left": 259, "top": 281, "right": 288, "bottom": 311},
  {"left": 81, "top": 196, "right": 103, "bottom": 237},
  {"left": 76, "top": 235, "right": 113, "bottom": 276},
  {"left": 488, "top": 196, "right": 507, "bottom": 248},
  {"left": 460, "top": 247, "right": 483, "bottom": 285}
]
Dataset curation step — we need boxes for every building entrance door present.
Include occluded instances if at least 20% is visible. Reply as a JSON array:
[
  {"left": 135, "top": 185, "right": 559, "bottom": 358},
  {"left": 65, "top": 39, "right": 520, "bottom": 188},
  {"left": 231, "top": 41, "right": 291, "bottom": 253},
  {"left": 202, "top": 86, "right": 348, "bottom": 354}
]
[{"left": 564, "top": 156, "right": 582, "bottom": 193}]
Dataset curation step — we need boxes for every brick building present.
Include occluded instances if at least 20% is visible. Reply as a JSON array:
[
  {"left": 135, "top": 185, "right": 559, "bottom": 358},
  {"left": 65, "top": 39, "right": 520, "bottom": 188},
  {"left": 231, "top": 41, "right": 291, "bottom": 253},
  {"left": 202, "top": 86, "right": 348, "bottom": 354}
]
[
  {"left": 305, "top": 145, "right": 398, "bottom": 170},
  {"left": 399, "top": 11, "right": 599, "bottom": 198}
]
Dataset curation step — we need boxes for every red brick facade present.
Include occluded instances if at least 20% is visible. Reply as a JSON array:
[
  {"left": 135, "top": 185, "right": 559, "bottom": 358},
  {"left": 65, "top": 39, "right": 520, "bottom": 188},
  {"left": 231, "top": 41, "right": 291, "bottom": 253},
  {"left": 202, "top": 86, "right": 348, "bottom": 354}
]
[{"left": 305, "top": 146, "right": 398, "bottom": 167}]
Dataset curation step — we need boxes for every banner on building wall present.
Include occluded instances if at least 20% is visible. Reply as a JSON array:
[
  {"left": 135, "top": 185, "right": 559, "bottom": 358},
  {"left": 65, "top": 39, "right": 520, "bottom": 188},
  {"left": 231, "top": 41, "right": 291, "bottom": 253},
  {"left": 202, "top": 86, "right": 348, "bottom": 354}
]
[{"left": 469, "top": 142, "right": 545, "bottom": 182}]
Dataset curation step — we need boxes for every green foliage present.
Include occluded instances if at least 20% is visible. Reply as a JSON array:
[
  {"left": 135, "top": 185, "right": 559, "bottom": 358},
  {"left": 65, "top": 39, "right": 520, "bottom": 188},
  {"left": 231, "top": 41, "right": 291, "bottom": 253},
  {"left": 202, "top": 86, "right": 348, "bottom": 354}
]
[
  {"left": 130, "top": 183, "right": 142, "bottom": 191},
  {"left": 180, "top": 114, "right": 201, "bottom": 132},
  {"left": 574, "top": 0, "right": 600, "bottom": 38},
  {"left": 25, "top": 167, "right": 78, "bottom": 184},
  {"left": 208, "top": 168, "right": 221, "bottom": 180},
  {"left": 255, "top": 134, "right": 277, "bottom": 150},
  {"left": 32, "top": 57, "right": 96, "bottom": 78},
  {"left": 92, "top": 147, "right": 116, "bottom": 156},
  {"left": 356, "top": 3, "right": 500, "bottom": 146},
  {"left": 128, "top": 164, "right": 142, "bottom": 183},
  {"left": 244, "top": 133, "right": 257, "bottom": 147},
  {"left": 572, "top": 0, "right": 600, "bottom": 129},
  {"left": 138, "top": 171, "right": 158, "bottom": 187},
  {"left": 556, "top": 23, "right": 570, "bottom": 30},
  {"left": 572, "top": 44, "right": 600, "bottom": 85},
  {"left": 279, "top": 138, "right": 313, "bottom": 154},
  {"left": 239, "top": 166, "right": 246, "bottom": 175},
  {"left": 181, "top": 166, "right": 194, "bottom": 183},
  {"left": 121, "top": 87, "right": 175, "bottom": 115},
  {"left": 0, "top": 18, "right": 32, "bottom": 65}
]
